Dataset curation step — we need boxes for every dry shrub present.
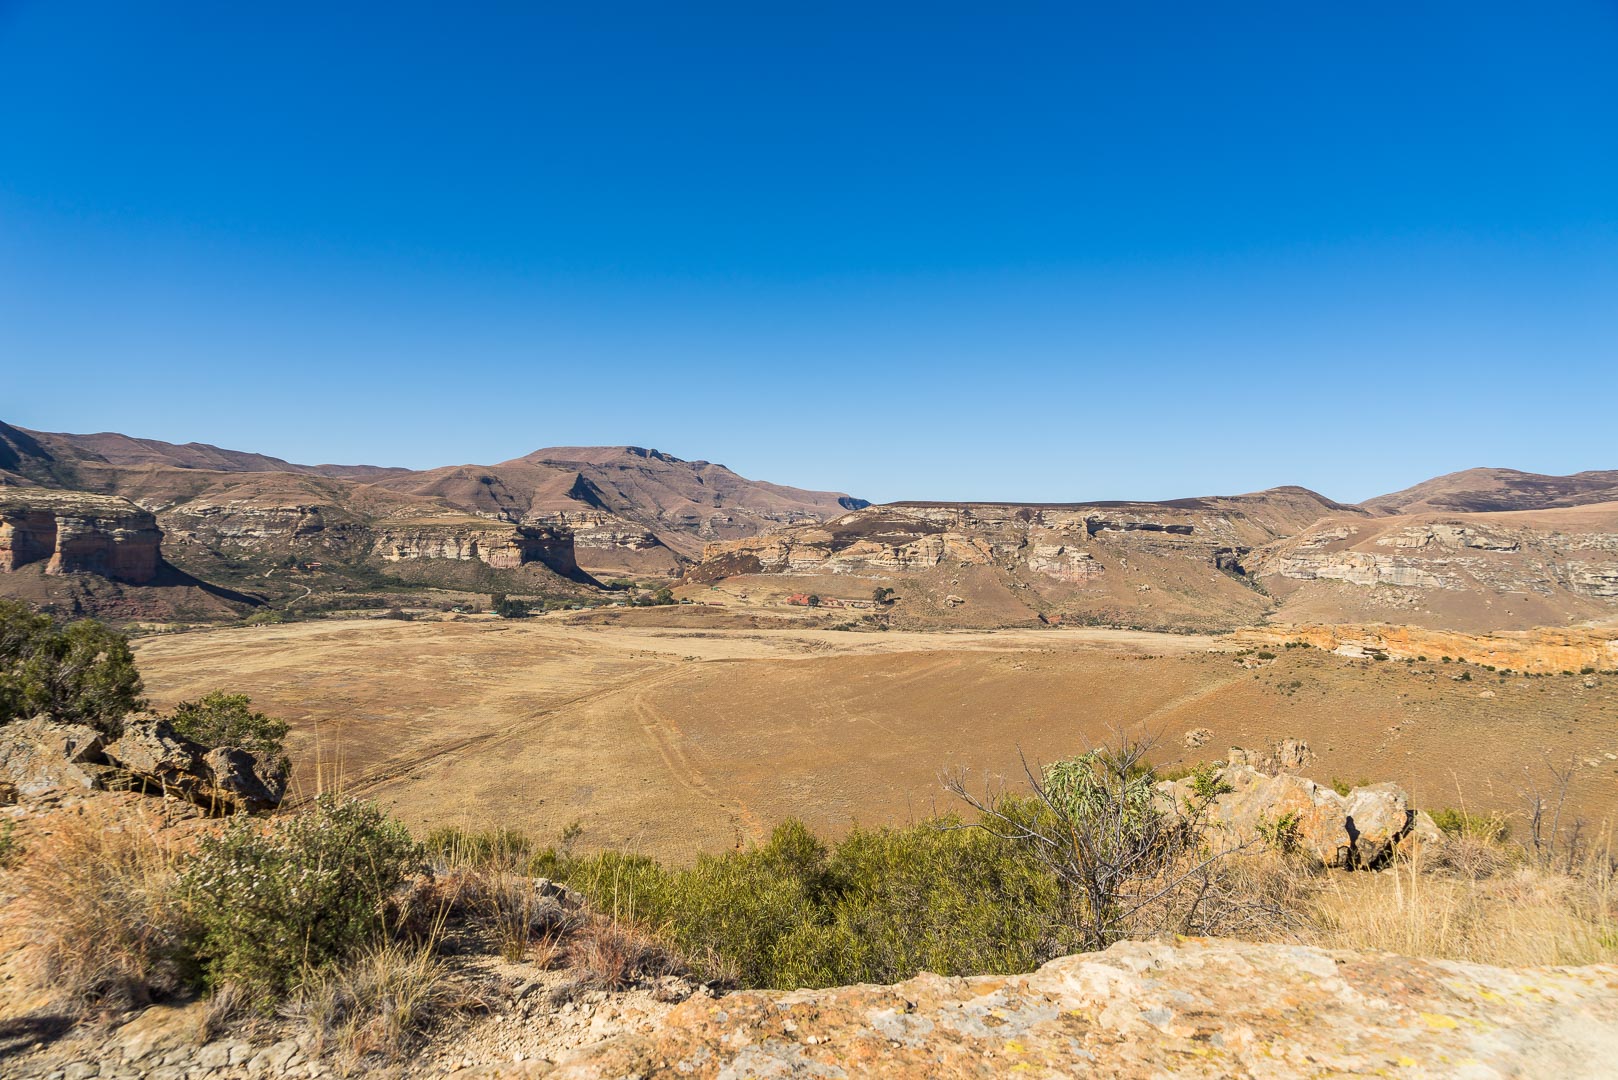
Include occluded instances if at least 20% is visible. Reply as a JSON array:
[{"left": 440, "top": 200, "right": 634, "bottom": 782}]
[
  {"left": 9, "top": 806, "right": 191, "bottom": 1013},
  {"left": 483, "top": 872, "right": 578, "bottom": 963},
  {"left": 1310, "top": 843, "right": 1618, "bottom": 967},
  {"left": 1132, "top": 849, "right": 1314, "bottom": 942},
  {"left": 283, "top": 942, "right": 479, "bottom": 1070},
  {"left": 565, "top": 916, "right": 684, "bottom": 993}
]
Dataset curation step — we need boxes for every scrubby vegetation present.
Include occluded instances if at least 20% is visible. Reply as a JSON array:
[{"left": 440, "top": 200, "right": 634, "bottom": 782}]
[
  {"left": 182, "top": 796, "right": 419, "bottom": 998},
  {"left": 166, "top": 691, "right": 291, "bottom": 773},
  {"left": 0, "top": 599, "right": 144, "bottom": 735}
]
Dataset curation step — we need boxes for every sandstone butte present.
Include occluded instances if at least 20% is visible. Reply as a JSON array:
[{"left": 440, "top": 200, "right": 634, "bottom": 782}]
[
  {"left": 1236, "top": 622, "right": 1618, "bottom": 675},
  {"left": 469, "top": 938, "right": 1618, "bottom": 1080}
]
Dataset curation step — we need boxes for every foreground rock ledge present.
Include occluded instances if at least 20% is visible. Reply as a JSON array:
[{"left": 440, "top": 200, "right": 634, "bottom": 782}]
[{"left": 477, "top": 938, "right": 1618, "bottom": 1079}]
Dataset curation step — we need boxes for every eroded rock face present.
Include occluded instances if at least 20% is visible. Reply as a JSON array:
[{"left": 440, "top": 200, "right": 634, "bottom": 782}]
[
  {"left": 0, "top": 489, "right": 160, "bottom": 583},
  {"left": 486, "top": 938, "right": 1618, "bottom": 1079},
  {"left": 372, "top": 522, "right": 581, "bottom": 576},
  {"left": 692, "top": 495, "right": 1334, "bottom": 586}
]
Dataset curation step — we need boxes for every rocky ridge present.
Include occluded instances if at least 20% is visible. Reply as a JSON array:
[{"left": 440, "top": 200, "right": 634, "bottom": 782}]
[{"left": 494, "top": 938, "right": 1618, "bottom": 1079}]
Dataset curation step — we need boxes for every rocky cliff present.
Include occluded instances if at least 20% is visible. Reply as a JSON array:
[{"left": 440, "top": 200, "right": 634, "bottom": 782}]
[
  {"left": 493, "top": 938, "right": 1618, "bottom": 1079},
  {"left": 1250, "top": 503, "right": 1618, "bottom": 632},
  {"left": 0, "top": 489, "right": 160, "bottom": 584},
  {"left": 687, "top": 490, "right": 1353, "bottom": 630}
]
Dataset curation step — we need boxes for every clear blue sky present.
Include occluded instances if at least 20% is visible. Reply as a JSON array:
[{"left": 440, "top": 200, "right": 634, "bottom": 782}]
[{"left": 3, "top": 3, "right": 1615, "bottom": 503}]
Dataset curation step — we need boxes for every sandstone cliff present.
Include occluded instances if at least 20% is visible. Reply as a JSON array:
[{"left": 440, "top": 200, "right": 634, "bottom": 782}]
[
  {"left": 0, "top": 488, "right": 160, "bottom": 584},
  {"left": 687, "top": 490, "right": 1350, "bottom": 630}
]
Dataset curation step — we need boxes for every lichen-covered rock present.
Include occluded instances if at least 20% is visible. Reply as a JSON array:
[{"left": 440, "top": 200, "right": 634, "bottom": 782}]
[
  {"left": 0, "top": 716, "right": 107, "bottom": 796},
  {"left": 1343, "top": 780, "right": 1417, "bottom": 866},
  {"left": 481, "top": 939, "right": 1618, "bottom": 1079},
  {"left": 200, "top": 745, "right": 287, "bottom": 813}
]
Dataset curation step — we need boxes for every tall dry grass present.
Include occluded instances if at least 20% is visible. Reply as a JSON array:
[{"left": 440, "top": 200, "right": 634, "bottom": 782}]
[
  {"left": 1308, "top": 839, "right": 1618, "bottom": 967},
  {"left": 9, "top": 805, "right": 191, "bottom": 1012},
  {"left": 283, "top": 942, "right": 479, "bottom": 1071}
]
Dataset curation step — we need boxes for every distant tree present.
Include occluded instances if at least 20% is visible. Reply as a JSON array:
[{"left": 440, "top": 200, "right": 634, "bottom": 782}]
[
  {"left": 650, "top": 587, "right": 676, "bottom": 606},
  {"left": 0, "top": 600, "right": 144, "bottom": 736},
  {"left": 872, "top": 587, "right": 895, "bottom": 605},
  {"left": 491, "top": 594, "right": 530, "bottom": 619},
  {"left": 807, "top": 594, "right": 822, "bottom": 607}
]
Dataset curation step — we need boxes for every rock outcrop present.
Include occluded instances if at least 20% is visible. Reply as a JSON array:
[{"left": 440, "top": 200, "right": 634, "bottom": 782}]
[
  {"left": 1236, "top": 622, "right": 1618, "bottom": 674},
  {"left": 372, "top": 521, "right": 583, "bottom": 577},
  {"left": 0, "top": 713, "right": 285, "bottom": 814},
  {"left": 0, "top": 489, "right": 160, "bottom": 583},
  {"left": 1250, "top": 503, "right": 1618, "bottom": 632},
  {"left": 106, "top": 714, "right": 287, "bottom": 814},
  {"left": 496, "top": 938, "right": 1618, "bottom": 1079},
  {"left": 1158, "top": 763, "right": 1434, "bottom": 868},
  {"left": 687, "top": 491, "right": 1357, "bottom": 630},
  {"left": 0, "top": 716, "right": 109, "bottom": 797}
]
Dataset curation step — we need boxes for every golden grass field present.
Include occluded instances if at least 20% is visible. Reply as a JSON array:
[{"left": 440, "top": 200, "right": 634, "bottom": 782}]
[{"left": 132, "top": 610, "right": 1618, "bottom": 861}]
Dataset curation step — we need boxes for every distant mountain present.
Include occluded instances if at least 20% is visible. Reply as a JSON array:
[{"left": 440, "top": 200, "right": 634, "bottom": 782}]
[
  {"left": 0, "top": 423, "right": 869, "bottom": 592},
  {"left": 12, "top": 424, "right": 410, "bottom": 481},
  {"left": 1366, "top": 468, "right": 1618, "bottom": 516}
]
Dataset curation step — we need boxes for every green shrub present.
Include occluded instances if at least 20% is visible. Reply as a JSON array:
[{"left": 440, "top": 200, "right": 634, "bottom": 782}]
[
  {"left": 0, "top": 820, "right": 17, "bottom": 867},
  {"left": 557, "top": 816, "right": 1072, "bottom": 990},
  {"left": 1255, "top": 651, "right": 1277, "bottom": 660},
  {"left": 1256, "top": 811, "right": 1303, "bottom": 854},
  {"left": 1329, "top": 776, "right": 1371, "bottom": 797},
  {"left": 181, "top": 796, "right": 420, "bottom": 999},
  {"left": 1429, "top": 807, "right": 1510, "bottom": 841},
  {"left": 490, "top": 594, "right": 530, "bottom": 619},
  {"left": 0, "top": 600, "right": 144, "bottom": 735},
  {"left": 242, "top": 609, "right": 285, "bottom": 626},
  {"left": 166, "top": 692, "right": 290, "bottom": 774}
]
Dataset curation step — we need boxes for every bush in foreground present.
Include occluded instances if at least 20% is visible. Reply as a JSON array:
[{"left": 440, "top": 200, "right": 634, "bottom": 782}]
[{"left": 181, "top": 795, "right": 420, "bottom": 999}]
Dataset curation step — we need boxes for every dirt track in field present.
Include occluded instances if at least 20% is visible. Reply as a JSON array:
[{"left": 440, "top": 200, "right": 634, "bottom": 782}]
[{"left": 133, "top": 614, "right": 1618, "bottom": 861}]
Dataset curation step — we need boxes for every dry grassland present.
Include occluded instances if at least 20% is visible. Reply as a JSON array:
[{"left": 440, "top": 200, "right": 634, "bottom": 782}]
[{"left": 132, "top": 613, "right": 1618, "bottom": 861}]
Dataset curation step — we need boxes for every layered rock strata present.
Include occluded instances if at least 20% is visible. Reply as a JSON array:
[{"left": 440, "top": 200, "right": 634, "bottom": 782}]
[{"left": 0, "top": 489, "right": 160, "bottom": 583}]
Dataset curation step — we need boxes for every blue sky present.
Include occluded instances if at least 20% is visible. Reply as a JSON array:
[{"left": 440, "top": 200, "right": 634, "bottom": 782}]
[{"left": 3, "top": 3, "right": 1615, "bottom": 503}]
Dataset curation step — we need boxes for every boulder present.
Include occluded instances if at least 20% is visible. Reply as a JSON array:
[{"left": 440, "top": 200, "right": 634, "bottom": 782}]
[
  {"left": 105, "top": 714, "right": 285, "bottom": 815},
  {"left": 0, "top": 716, "right": 109, "bottom": 797},
  {"left": 1343, "top": 781, "right": 1417, "bottom": 867},
  {"left": 200, "top": 746, "right": 286, "bottom": 814},
  {"left": 1226, "top": 736, "right": 1315, "bottom": 773},
  {"left": 1160, "top": 765, "right": 1416, "bottom": 868}
]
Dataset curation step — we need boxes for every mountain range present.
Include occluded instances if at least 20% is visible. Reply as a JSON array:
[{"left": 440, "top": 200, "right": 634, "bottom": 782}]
[{"left": 2, "top": 420, "right": 1615, "bottom": 633}]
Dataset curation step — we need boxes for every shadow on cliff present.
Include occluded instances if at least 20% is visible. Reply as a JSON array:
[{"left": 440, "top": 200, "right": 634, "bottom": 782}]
[{"left": 149, "top": 560, "right": 268, "bottom": 607}]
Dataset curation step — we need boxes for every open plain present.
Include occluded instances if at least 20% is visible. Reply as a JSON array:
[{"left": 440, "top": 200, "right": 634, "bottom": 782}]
[{"left": 132, "top": 609, "right": 1618, "bottom": 860}]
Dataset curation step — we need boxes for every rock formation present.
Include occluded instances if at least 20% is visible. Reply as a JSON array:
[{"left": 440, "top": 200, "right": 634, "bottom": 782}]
[
  {"left": 0, "top": 713, "right": 285, "bottom": 814},
  {"left": 1249, "top": 504, "right": 1618, "bottom": 632},
  {"left": 487, "top": 938, "right": 1618, "bottom": 1079},
  {"left": 0, "top": 489, "right": 160, "bottom": 583},
  {"left": 1158, "top": 763, "right": 1437, "bottom": 869},
  {"left": 1236, "top": 622, "right": 1618, "bottom": 674}
]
